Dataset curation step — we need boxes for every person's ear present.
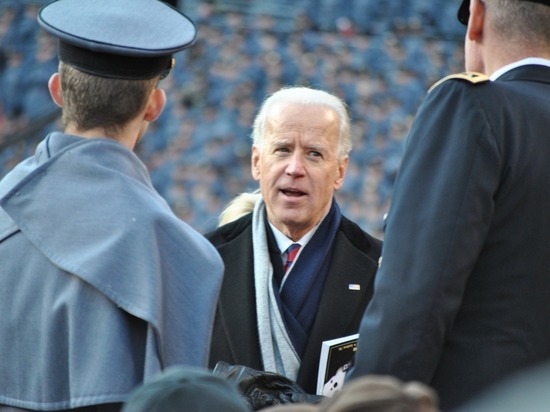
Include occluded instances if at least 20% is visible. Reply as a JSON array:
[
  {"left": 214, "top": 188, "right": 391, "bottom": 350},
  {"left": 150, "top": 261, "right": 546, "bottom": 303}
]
[
  {"left": 251, "top": 146, "right": 261, "bottom": 181},
  {"left": 467, "top": 0, "right": 485, "bottom": 42},
  {"left": 144, "top": 88, "right": 166, "bottom": 122},
  {"left": 48, "top": 73, "right": 63, "bottom": 107},
  {"left": 334, "top": 156, "right": 349, "bottom": 190}
]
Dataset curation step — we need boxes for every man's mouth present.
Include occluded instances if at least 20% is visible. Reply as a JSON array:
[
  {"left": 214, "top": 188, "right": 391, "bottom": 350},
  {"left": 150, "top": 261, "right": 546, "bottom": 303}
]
[{"left": 281, "top": 188, "right": 305, "bottom": 197}]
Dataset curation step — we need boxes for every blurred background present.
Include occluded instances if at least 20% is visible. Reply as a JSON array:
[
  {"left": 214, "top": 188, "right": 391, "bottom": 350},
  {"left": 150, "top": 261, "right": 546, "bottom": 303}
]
[{"left": 0, "top": 0, "right": 465, "bottom": 238}]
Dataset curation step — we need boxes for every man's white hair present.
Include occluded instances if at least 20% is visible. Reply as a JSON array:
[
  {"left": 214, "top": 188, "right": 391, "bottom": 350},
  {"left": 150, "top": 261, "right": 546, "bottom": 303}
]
[{"left": 251, "top": 86, "right": 352, "bottom": 158}]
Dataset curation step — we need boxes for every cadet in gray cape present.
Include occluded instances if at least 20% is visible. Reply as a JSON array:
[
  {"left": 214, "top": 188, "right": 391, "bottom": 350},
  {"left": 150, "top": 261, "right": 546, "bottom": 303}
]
[{"left": 0, "top": 0, "right": 224, "bottom": 410}]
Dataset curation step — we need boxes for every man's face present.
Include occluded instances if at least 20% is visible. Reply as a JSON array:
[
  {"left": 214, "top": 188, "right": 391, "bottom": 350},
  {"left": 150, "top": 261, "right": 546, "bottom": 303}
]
[{"left": 251, "top": 102, "right": 348, "bottom": 240}]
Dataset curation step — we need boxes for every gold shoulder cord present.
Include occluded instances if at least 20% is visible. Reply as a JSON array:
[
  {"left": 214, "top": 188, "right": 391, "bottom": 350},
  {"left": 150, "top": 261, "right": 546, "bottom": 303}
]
[{"left": 428, "top": 71, "right": 490, "bottom": 93}]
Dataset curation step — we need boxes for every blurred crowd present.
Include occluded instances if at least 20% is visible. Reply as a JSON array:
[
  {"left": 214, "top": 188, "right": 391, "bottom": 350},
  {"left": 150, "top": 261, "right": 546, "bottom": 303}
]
[{"left": 0, "top": 0, "right": 465, "bottom": 237}]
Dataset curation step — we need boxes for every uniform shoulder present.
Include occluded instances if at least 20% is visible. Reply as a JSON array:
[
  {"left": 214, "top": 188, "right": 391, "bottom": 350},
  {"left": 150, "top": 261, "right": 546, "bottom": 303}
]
[{"left": 428, "top": 72, "right": 490, "bottom": 93}]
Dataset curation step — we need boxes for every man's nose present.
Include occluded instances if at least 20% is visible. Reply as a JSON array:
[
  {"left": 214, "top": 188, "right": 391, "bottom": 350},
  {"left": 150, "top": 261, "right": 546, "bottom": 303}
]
[{"left": 285, "top": 152, "right": 306, "bottom": 176}]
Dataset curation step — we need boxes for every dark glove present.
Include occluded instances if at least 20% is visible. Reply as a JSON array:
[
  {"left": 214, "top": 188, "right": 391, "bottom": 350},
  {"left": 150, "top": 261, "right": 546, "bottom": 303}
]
[{"left": 212, "top": 361, "right": 324, "bottom": 411}]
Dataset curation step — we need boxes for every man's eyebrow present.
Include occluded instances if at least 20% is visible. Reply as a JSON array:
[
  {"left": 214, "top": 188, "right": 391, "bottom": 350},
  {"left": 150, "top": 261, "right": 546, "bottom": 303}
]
[
  {"left": 306, "top": 143, "right": 327, "bottom": 152},
  {"left": 271, "top": 138, "right": 292, "bottom": 146}
]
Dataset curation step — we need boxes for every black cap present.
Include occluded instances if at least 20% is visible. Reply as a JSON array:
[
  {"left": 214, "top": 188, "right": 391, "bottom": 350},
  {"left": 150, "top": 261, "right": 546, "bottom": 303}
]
[
  {"left": 457, "top": 0, "right": 470, "bottom": 25},
  {"left": 458, "top": 0, "right": 550, "bottom": 25},
  {"left": 37, "top": 0, "right": 197, "bottom": 79},
  {"left": 121, "top": 366, "right": 250, "bottom": 412}
]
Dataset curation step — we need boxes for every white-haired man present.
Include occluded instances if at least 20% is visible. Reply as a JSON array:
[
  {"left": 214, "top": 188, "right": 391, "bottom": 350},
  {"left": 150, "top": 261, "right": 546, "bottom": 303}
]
[{"left": 206, "top": 87, "right": 382, "bottom": 394}]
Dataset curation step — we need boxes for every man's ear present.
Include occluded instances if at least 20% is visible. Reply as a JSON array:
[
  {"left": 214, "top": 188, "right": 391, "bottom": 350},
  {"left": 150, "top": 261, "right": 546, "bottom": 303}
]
[
  {"left": 334, "top": 155, "right": 349, "bottom": 191},
  {"left": 251, "top": 146, "right": 261, "bottom": 181},
  {"left": 48, "top": 73, "right": 63, "bottom": 107},
  {"left": 467, "top": 0, "right": 485, "bottom": 42},
  {"left": 144, "top": 88, "right": 166, "bottom": 122}
]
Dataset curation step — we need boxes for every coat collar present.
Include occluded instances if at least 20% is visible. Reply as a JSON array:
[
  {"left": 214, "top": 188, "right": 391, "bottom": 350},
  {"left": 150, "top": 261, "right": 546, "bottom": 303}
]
[
  {"left": 495, "top": 63, "right": 550, "bottom": 84},
  {"left": 491, "top": 59, "right": 550, "bottom": 81}
]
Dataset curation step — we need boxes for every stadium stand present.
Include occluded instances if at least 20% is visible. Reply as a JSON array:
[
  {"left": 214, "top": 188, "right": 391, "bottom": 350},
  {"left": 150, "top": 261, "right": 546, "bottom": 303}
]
[{"left": 0, "top": 0, "right": 465, "bottom": 237}]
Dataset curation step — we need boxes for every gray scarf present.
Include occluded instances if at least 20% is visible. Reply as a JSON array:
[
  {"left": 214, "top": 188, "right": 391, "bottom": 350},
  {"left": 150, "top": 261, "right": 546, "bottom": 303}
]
[{"left": 252, "top": 198, "right": 300, "bottom": 380}]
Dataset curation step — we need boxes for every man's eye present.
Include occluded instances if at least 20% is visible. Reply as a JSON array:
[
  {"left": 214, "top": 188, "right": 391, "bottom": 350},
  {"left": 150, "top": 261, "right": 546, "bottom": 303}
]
[
  {"left": 309, "top": 151, "right": 322, "bottom": 157},
  {"left": 275, "top": 147, "right": 290, "bottom": 154}
]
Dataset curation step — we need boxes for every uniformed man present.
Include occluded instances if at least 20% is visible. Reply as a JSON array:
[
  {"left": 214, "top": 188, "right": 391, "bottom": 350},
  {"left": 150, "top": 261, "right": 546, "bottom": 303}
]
[
  {"left": 348, "top": 0, "right": 550, "bottom": 409},
  {"left": 0, "top": 1, "right": 224, "bottom": 410}
]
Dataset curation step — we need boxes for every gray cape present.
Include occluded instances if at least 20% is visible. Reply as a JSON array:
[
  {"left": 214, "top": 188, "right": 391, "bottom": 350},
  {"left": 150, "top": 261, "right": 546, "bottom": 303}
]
[{"left": 0, "top": 133, "right": 223, "bottom": 410}]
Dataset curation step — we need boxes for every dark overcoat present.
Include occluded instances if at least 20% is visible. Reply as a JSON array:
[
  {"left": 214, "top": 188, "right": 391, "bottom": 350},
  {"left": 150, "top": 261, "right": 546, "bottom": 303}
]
[{"left": 206, "top": 212, "right": 382, "bottom": 394}]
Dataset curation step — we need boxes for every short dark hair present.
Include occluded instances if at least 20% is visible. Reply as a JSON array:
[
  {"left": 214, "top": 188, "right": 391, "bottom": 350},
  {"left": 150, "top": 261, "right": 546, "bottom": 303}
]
[
  {"left": 486, "top": 0, "right": 550, "bottom": 46},
  {"left": 59, "top": 63, "right": 158, "bottom": 137}
]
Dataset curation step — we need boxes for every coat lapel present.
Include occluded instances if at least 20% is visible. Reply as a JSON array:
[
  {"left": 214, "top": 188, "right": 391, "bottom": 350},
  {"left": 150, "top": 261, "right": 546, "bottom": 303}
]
[{"left": 297, "top": 228, "right": 378, "bottom": 392}]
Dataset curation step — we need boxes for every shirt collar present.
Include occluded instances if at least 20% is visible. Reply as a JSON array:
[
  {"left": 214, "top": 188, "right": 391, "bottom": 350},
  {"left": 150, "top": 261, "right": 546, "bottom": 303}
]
[
  {"left": 490, "top": 57, "right": 550, "bottom": 81},
  {"left": 269, "top": 217, "right": 321, "bottom": 255}
]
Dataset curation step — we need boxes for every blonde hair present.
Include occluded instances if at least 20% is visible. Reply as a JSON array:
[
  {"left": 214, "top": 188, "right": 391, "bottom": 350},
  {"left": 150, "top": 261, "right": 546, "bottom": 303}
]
[{"left": 218, "top": 190, "right": 261, "bottom": 227}]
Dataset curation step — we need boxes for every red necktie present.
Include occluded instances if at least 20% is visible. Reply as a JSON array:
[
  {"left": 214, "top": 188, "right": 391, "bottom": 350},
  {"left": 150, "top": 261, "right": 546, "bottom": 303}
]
[{"left": 283, "top": 243, "right": 301, "bottom": 273}]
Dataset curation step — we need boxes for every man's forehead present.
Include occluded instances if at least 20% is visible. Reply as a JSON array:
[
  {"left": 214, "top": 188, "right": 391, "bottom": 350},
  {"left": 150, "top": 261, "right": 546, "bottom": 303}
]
[
  {"left": 264, "top": 122, "right": 338, "bottom": 144},
  {"left": 266, "top": 104, "right": 339, "bottom": 130}
]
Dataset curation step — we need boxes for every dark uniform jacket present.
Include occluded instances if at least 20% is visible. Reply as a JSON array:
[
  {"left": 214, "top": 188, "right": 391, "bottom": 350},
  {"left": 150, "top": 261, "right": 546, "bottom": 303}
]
[
  {"left": 206, "top": 212, "right": 382, "bottom": 394},
  {"left": 350, "top": 65, "right": 550, "bottom": 410}
]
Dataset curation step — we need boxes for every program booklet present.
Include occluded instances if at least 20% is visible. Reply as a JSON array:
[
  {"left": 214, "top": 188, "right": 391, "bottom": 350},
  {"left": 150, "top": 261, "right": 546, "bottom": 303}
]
[{"left": 316, "top": 333, "right": 359, "bottom": 396}]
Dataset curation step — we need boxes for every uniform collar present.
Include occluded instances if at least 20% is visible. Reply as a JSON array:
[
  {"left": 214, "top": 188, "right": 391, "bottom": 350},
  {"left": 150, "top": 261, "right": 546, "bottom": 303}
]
[{"left": 491, "top": 57, "right": 550, "bottom": 80}]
